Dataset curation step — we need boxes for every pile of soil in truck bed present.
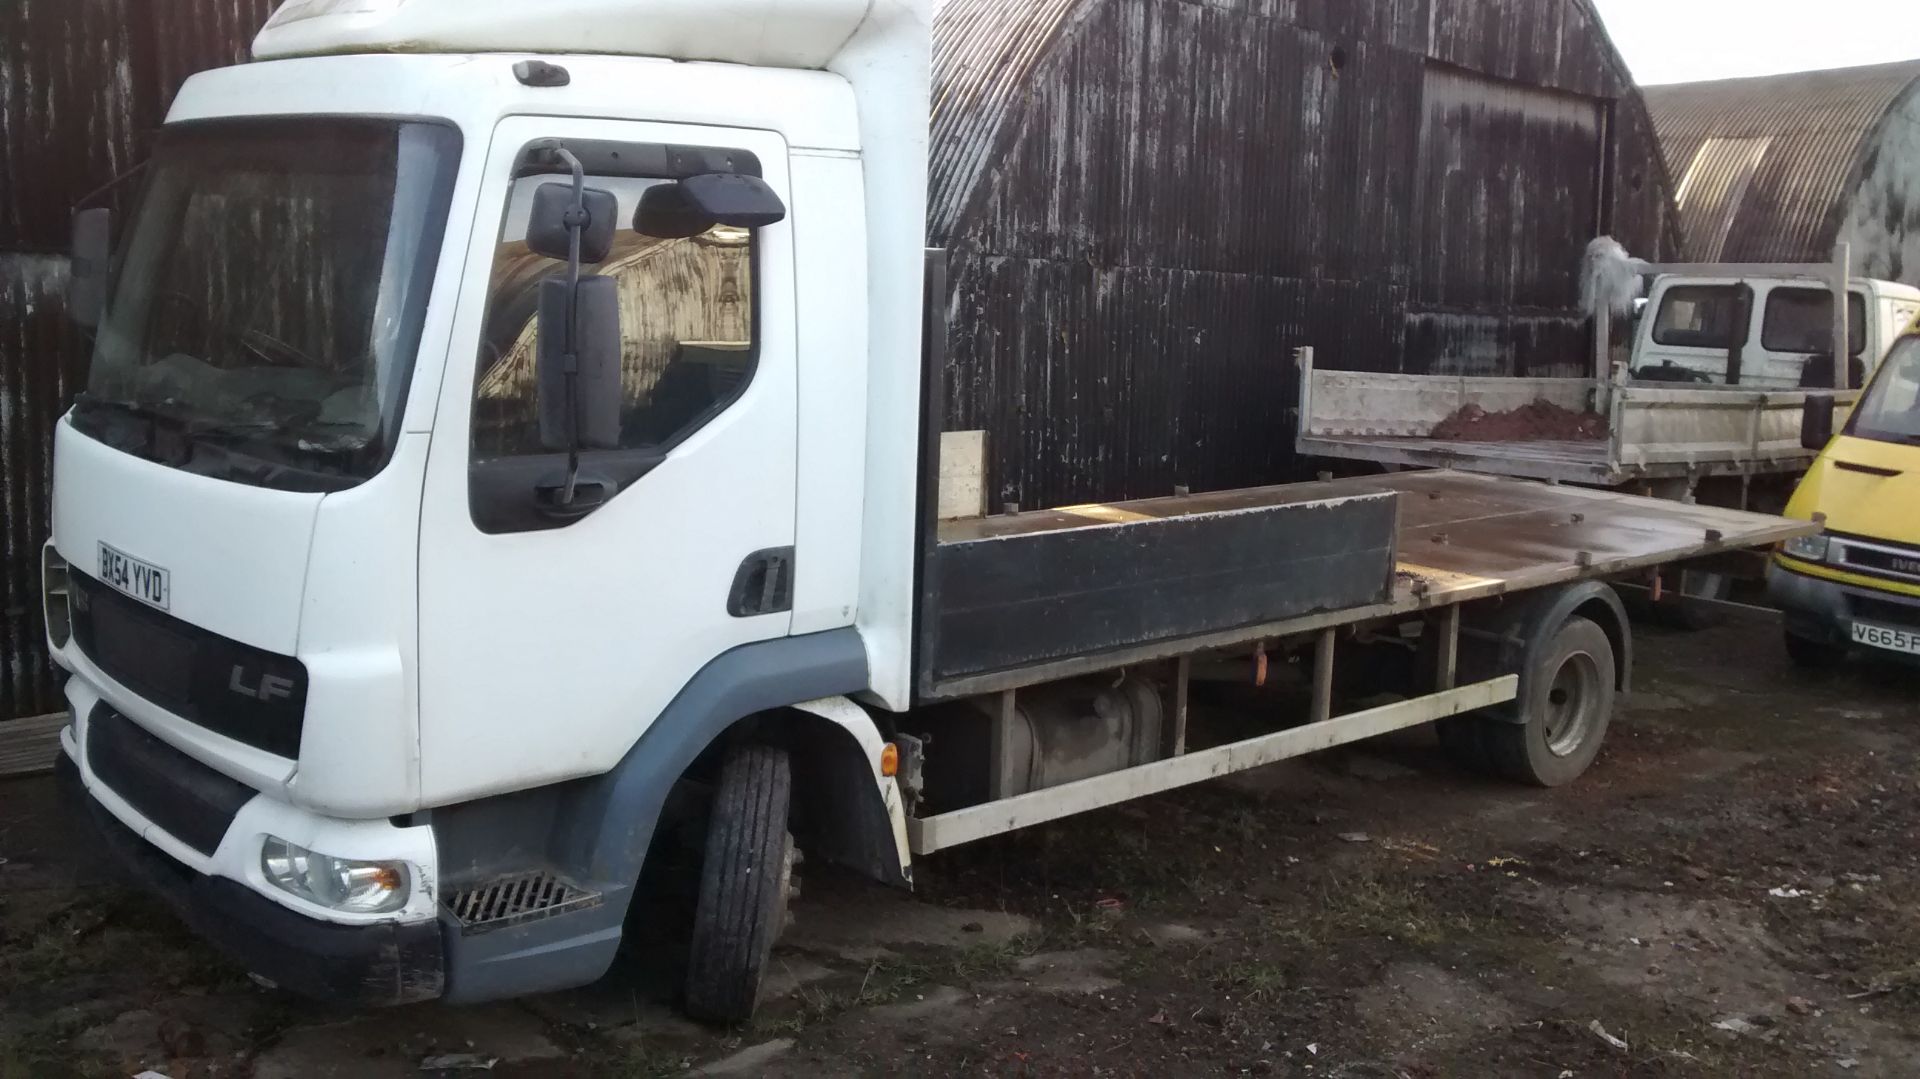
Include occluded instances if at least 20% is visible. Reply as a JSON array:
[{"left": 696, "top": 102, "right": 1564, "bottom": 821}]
[{"left": 1429, "top": 399, "right": 1607, "bottom": 442}]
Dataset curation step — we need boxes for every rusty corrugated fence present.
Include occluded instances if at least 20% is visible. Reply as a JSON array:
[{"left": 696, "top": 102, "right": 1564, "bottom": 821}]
[{"left": 1, "top": 0, "right": 277, "bottom": 721}]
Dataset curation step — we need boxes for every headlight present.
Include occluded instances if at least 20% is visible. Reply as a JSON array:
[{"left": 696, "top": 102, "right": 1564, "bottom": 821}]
[
  {"left": 1783, "top": 533, "right": 1830, "bottom": 563},
  {"left": 261, "top": 837, "right": 410, "bottom": 914}
]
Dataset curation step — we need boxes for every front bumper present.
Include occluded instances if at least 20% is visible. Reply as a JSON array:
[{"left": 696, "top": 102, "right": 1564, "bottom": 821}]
[
  {"left": 1770, "top": 559, "right": 1920, "bottom": 662},
  {"left": 59, "top": 752, "right": 445, "bottom": 1004}
]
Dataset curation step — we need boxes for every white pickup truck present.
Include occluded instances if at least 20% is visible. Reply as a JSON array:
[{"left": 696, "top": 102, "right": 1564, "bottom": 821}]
[{"left": 1300, "top": 261, "right": 1920, "bottom": 495}]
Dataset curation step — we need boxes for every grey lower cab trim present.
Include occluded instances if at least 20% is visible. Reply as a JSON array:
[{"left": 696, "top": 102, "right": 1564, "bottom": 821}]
[
  {"left": 446, "top": 870, "right": 601, "bottom": 933},
  {"left": 439, "top": 628, "right": 869, "bottom": 1003}
]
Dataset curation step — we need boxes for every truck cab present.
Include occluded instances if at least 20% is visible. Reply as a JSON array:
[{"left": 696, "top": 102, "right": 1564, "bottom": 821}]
[
  {"left": 1633, "top": 274, "right": 1920, "bottom": 388},
  {"left": 1771, "top": 333, "right": 1920, "bottom": 666},
  {"left": 45, "top": 0, "right": 929, "bottom": 1017}
]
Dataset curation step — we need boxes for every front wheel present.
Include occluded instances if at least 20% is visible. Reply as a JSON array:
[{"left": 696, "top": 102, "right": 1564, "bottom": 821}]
[
  {"left": 684, "top": 743, "right": 796, "bottom": 1024},
  {"left": 1446, "top": 616, "right": 1617, "bottom": 788}
]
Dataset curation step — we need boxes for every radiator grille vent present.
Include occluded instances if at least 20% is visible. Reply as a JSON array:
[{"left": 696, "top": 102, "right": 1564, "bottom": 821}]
[{"left": 446, "top": 871, "right": 600, "bottom": 933}]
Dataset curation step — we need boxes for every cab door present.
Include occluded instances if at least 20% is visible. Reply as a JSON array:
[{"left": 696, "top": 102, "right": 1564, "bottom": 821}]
[{"left": 415, "top": 117, "right": 798, "bottom": 805}]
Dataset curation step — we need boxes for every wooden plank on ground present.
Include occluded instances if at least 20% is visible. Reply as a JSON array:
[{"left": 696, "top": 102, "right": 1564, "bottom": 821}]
[{"left": 0, "top": 713, "right": 69, "bottom": 778}]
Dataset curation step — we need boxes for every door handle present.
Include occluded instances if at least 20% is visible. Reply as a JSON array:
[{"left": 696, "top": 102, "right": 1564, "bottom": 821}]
[{"left": 728, "top": 548, "right": 795, "bottom": 617}]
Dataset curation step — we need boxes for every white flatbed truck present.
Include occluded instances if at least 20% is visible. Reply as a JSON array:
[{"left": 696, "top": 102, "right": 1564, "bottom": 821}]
[{"left": 42, "top": 0, "right": 1813, "bottom": 1022}]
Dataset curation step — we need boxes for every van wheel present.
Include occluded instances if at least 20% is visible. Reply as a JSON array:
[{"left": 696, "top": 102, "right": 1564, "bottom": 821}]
[
  {"left": 1479, "top": 616, "right": 1617, "bottom": 788},
  {"left": 684, "top": 743, "right": 795, "bottom": 1024},
  {"left": 1666, "top": 569, "right": 1732, "bottom": 630},
  {"left": 1783, "top": 629, "right": 1846, "bottom": 671}
]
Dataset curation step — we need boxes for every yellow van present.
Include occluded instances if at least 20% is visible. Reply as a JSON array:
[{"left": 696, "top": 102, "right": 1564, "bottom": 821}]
[{"left": 1772, "top": 332, "right": 1920, "bottom": 667}]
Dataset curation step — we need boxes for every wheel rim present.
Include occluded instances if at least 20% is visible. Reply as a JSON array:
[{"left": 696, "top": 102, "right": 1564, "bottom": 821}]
[{"left": 1543, "top": 650, "right": 1604, "bottom": 758}]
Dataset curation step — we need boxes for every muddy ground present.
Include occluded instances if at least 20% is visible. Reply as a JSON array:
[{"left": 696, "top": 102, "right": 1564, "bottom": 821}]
[{"left": 3, "top": 614, "right": 1919, "bottom": 1078}]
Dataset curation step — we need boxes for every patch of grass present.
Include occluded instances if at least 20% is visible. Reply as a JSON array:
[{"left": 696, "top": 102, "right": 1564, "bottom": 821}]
[
  {"left": 603, "top": 1041, "right": 694, "bottom": 1079},
  {"left": 1254, "top": 871, "right": 1477, "bottom": 953},
  {"left": 1216, "top": 957, "right": 1290, "bottom": 1005},
  {"left": 753, "top": 936, "right": 1044, "bottom": 1039},
  {"left": 0, "top": 1022, "right": 97, "bottom": 1079}
]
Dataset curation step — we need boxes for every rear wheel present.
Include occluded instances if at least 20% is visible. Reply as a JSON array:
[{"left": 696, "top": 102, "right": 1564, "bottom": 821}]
[
  {"left": 1783, "top": 629, "right": 1846, "bottom": 671},
  {"left": 1449, "top": 616, "right": 1617, "bottom": 788},
  {"left": 684, "top": 743, "right": 796, "bottom": 1024}
]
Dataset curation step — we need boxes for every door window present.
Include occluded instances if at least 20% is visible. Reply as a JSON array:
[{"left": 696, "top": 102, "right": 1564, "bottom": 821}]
[
  {"left": 472, "top": 175, "right": 756, "bottom": 460},
  {"left": 1761, "top": 288, "right": 1867, "bottom": 356}
]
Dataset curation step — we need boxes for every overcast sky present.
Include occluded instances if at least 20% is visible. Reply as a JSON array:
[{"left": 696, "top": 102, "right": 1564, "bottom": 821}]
[{"left": 1590, "top": 0, "right": 1920, "bottom": 85}]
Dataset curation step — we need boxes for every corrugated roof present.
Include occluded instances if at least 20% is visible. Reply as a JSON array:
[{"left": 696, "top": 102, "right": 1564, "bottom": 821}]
[
  {"left": 929, "top": 0, "right": 1088, "bottom": 242},
  {"left": 1647, "top": 59, "right": 1920, "bottom": 264}
]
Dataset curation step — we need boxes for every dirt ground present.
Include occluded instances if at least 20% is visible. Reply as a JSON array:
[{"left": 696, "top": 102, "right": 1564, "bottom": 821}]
[{"left": 4, "top": 614, "right": 1919, "bottom": 1078}]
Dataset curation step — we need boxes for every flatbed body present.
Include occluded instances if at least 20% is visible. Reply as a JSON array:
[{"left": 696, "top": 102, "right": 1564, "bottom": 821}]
[{"left": 914, "top": 469, "right": 1814, "bottom": 701}]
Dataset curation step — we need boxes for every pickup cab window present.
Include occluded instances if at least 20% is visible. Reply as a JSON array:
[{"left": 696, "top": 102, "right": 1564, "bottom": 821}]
[
  {"left": 1762, "top": 288, "right": 1866, "bottom": 356},
  {"left": 1651, "top": 286, "right": 1741, "bottom": 349}
]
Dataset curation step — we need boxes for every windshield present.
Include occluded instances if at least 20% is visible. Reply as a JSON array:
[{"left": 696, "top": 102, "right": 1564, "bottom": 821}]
[
  {"left": 72, "top": 118, "right": 461, "bottom": 491},
  {"left": 1848, "top": 336, "right": 1920, "bottom": 446}
]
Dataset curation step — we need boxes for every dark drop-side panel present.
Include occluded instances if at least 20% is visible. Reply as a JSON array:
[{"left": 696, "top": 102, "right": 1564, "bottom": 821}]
[{"left": 924, "top": 491, "right": 1399, "bottom": 686}]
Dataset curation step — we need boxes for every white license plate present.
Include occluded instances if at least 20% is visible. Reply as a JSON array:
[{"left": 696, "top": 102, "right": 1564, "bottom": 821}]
[
  {"left": 97, "top": 542, "right": 170, "bottom": 611},
  {"left": 1852, "top": 621, "right": 1920, "bottom": 656}
]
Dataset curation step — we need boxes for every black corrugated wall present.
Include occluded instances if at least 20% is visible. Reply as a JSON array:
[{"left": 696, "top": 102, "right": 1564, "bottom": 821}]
[
  {"left": 1, "top": 0, "right": 276, "bottom": 721},
  {"left": 933, "top": 0, "right": 1681, "bottom": 511}
]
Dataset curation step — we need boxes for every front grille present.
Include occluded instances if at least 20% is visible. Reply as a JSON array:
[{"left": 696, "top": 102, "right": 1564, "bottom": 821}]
[
  {"left": 1839, "top": 539, "right": 1920, "bottom": 584},
  {"left": 1850, "top": 593, "right": 1920, "bottom": 630},
  {"left": 445, "top": 871, "right": 601, "bottom": 934},
  {"left": 69, "top": 570, "right": 308, "bottom": 758},
  {"left": 87, "top": 704, "right": 256, "bottom": 856}
]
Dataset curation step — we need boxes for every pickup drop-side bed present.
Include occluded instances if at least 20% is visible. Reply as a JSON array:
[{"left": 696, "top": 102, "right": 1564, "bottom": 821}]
[{"left": 1293, "top": 349, "right": 1855, "bottom": 486}]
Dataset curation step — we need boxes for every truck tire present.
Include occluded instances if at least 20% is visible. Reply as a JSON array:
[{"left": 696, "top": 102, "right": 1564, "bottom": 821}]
[
  {"left": 684, "top": 743, "right": 796, "bottom": 1024},
  {"left": 1480, "top": 616, "right": 1617, "bottom": 788},
  {"left": 1783, "top": 629, "right": 1846, "bottom": 671},
  {"left": 1666, "top": 569, "right": 1732, "bottom": 630}
]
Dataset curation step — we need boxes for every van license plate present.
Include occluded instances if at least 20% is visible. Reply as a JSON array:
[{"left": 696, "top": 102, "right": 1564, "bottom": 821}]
[
  {"left": 1851, "top": 621, "right": 1920, "bottom": 656},
  {"left": 97, "top": 543, "right": 170, "bottom": 611}
]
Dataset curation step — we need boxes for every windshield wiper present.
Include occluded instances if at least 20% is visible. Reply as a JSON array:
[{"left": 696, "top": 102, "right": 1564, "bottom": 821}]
[{"left": 72, "top": 391, "right": 199, "bottom": 429}]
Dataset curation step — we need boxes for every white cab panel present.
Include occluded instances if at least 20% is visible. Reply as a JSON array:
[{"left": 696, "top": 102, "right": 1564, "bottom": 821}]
[
  {"left": 289, "top": 433, "right": 431, "bottom": 816},
  {"left": 788, "top": 150, "right": 869, "bottom": 636},
  {"left": 415, "top": 117, "right": 801, "bottom": 807},
  {"left": 254, "top": 0, "right": 875, "bottom": 71},
  {"left": 52, "top": 421, "right": 321, "bottom": 655},
  {"left": 834, "top": 2, "right": 930, "bottom": 711}
]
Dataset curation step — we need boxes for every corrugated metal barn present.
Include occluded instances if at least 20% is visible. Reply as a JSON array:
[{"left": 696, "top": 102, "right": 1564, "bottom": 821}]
[
  {"left": 932, "top": 0, "right": 1682, "bottom": 512},
  {"left": 1, "top": 0, "right": 278, "bottom": 722},
  {"left": 1647, "top": 60, "right": 1920, "bottom": 283},
  {"left": 0, "top": 0, "right": 1680, "bottom": 721}
]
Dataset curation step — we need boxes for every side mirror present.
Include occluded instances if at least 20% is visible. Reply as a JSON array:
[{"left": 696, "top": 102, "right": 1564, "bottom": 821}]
[
  {"left": 634, "top": 173, "right": 786, "bottom": 239},
  {"left": 527, "top": 183, "right": 618, "bottom": 263},
  {"left": 69, "top": 208, "right": 112, "bottom": 328},
  {"left": 536, "top": 275, "right": 623, "bottom": 453},
  {"left": 1801, "top": 394, "right": 1835, "bottom": 451}
]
